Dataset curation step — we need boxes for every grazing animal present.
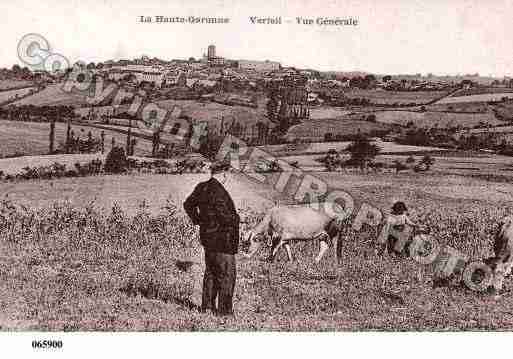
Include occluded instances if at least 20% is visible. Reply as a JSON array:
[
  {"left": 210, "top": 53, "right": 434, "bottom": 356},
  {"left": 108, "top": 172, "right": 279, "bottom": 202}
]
[
  {"left": 242, "top": 203, "right": 345, "bottom": 263},
  {"left": 490, "top": 215, "right": 513, "bottom": 292}
]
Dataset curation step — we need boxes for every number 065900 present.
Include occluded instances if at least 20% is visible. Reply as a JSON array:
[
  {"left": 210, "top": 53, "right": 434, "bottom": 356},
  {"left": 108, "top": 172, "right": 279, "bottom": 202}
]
[{"left": 32, "top": 340, "right": 63, "bottom": 349}]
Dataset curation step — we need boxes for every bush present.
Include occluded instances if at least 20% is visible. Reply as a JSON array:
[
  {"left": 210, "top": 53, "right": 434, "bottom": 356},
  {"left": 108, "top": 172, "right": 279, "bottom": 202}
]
[
  {"left": 104, "top": 146, "right": 128, "bottom": 173},
  {"left": 393, "top": 160, "right": 408, "bottom": 173},
  {"left": 346, "top": 135, "right": 380, "bottom": 169},
  {"left": 75, "top": 159, "right": 103, "bottom": 176},
  {"left": 406, "top": 156, "right": 416, "bottom": 164}
]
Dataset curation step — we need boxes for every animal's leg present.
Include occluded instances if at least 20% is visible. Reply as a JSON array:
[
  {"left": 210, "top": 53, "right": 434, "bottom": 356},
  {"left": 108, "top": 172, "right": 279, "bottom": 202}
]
[
  {"left": 268, "top": 235, "right": 283, "bottom": 262},
  {"left": 497, "top": 258, "right": 513, "bottom": 291},
  {"left": 493, "top": 261, "right": 508, "bottom": 291},
  {"left": 504, "top": 258, "right": 513, "bottom": 277},
  {"left": 314, "top": 231, "right": 331, "bottom": 263},
  {"left": 492, "top": 253, "right": 513, "bottom": 292},
  {"left": 284, "top": 243, "right": 293, "bottom": 262},
  {"left": 270, "top": 240, "right": 284, "bottom": 261},
  {"left": 315, "top": 240, "right": 329, "bottom": 263}
]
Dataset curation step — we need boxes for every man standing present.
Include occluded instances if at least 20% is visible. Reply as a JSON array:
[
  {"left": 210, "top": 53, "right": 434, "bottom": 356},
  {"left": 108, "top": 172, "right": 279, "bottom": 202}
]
[{"left": 183, "top": 160, "right": 240, "bottom": 316}]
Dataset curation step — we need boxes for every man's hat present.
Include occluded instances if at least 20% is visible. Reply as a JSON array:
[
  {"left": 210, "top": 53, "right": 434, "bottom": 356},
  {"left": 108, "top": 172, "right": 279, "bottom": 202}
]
[{"left": 210, "top": 159, "right": 231, "bottom": 174}]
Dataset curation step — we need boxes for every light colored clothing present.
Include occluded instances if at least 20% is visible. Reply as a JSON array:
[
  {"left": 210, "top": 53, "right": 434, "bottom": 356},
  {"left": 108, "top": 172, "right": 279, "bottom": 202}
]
[{"left": 386, "top": 213, "right": 416, "bottom": 229}]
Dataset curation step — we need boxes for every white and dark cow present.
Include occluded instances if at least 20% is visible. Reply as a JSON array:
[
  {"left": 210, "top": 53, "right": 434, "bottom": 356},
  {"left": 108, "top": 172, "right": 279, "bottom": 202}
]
[{"left": 242, "top": 203, "right": 345, "bottom": 263}]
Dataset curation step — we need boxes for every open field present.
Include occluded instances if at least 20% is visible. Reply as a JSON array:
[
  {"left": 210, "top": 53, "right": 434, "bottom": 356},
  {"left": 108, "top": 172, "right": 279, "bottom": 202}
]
[
  {"left": 0, "top": 80, "right": 34, "bottom": 91},
  {"left": 376, "top": 153, "right": 513, "bottom": 179},
  {"left": 1, "top": 171, "right": 513, "bottom": 330},
  {"left": 493, "top": 102, "right": 513, "bottom": 121},
  {"left": 0, "top": 153, "right": 105, "bottom": 176},
  {"left": 0, "top": 87, "right": 36, "bottom": 103},
  {"left": 259, "top": 140, "right": 449, "bottom": 157},
  {"left": 309, "top": 107, "right": 351, "bottom": 120},
  {"left": 437, "top": 93, "right": 513, "bottom": 104},
  {"left": 344, "top": 89, "right": 450, "bottom": 105},
  {"left": 156, "top": 99, "right": 268, "bottom": 130},
  {"left": 373, "top": 110, "right": 503, "bottom": 128},
  {"left": 460, "top": 125, "right": 513, "bottom": 135},
  {"left": 451, "top": 87, "right": 513, "bottom": 97},
  {"left": 12, "top": 84, "right": 92, "bottom": 107},
  {"left": 269, "top": 150, "right": 513, "bottom": 179},
  {"left": 424, "top": 102, "right": 493, "bottom": 113},
  {"left": 0, "top": 173, "right": 276, "bottom": 216},
  {"left": 0, "top": 120, "right": 154, "bottom": 157},
  {"left": 285, "top": 119, "right": 391, "bottom": 142}
]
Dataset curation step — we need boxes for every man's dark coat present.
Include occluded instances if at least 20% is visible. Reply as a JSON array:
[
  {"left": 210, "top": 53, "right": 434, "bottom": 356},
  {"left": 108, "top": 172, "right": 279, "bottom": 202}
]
[{"left": 184, "top": 177, "right": 240, "bottom": 254}]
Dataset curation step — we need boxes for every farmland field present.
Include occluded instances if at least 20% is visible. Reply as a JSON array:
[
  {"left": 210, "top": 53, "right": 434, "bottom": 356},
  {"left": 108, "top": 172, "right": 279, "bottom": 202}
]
[
  {"left": 373, "top": 110, "right": 503, "bottom": 128},
  {"left": 493, "top": 102, "right": 513, "bottom": 121},
  {"left": 344, "top": 89, "right": 450, "bottom": 105},
  {"left": 437, "top": 93, "right": 513, "bottom": 104},
  {"left": 0, "top": 87, "right": 36, "bottom": 103},
  {"left": 310, "top": 107, "right": 351, "bottom": 119},
  {"left": 460, "top": 125, "right": 513, "bottom": 135},
  {"left": 156, "top": 99, "right": 268, "bottom": 130},
  {"left": 451, "top": 87, "right": 513, "bottom": 97},
  {"left": 268, "top": 151, "right": 513, "bottom": 179},
  {"left": 424, "top": 102, "right": 493, "bottom": 113},
  {"left": 259, "top": 140, "right": 448, "bottom": 157},
  {"left": 12, "top": 83, "right": 92, "bottom": 107},
  {"left": 285, "top": 119, "right": 391, "bottom": 142},
  {"left": 1, "top": 171, "right": 513, "bottom": 330},
  {"left": 0, "top": 120, "right": 154, "bottom": 157},
  {"left": 0, "top": 79, "right": 33, "bottom": 90}
]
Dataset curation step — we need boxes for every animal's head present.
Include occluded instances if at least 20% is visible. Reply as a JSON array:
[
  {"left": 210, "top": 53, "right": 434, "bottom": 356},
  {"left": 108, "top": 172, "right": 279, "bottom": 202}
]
[
  {"left": 501, "top": 215, "right": 513, "bottom": 227},
  {"left": 240, "top": 228, "right": 254, "bottom": 245},
  {"left": 240, "top": 229, "right": 263, "bottom": 258},
  {"left": 498, "top": 215, "right": 513, "bottom": 239}
]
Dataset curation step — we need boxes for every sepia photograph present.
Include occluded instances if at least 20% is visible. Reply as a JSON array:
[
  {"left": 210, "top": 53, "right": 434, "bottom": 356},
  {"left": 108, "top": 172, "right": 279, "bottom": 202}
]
[{"left": 1, "top": 0, "right": 513, "bottom": 356}]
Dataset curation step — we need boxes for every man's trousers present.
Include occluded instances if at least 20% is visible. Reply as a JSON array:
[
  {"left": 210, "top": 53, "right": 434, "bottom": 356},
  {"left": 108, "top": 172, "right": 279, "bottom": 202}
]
[{"left": 202, "top": 250, "right": 236, "bottom": 315}]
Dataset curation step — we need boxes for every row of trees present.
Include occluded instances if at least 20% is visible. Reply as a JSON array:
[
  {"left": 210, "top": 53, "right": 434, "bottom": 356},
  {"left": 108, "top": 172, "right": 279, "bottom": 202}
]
[
  {"left": 48, "top": 119, "right": 107, "bottom": 154},
  {"left": 265, "top": 75, "right": 310, "bottom": 134},
  {"left": 0, "top": 104, "right": 74, "bottom": 122},
  {"left": 321, "top": 135, "right": 436, "bottom": 172}
]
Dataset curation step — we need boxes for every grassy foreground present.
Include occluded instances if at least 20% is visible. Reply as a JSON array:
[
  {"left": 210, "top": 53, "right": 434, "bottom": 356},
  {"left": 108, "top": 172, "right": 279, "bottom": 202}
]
[{"left": 1, "top": 191, "right": 513, "bottom": 331}]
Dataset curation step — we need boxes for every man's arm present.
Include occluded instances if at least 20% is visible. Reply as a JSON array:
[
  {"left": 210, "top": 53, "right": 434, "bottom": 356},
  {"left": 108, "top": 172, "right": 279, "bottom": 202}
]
[
  {"left": 213, "top": 194, "right": 239, "bottom": 228},
  {"left": 183, "top": 184, "right": 202, "bottom": 225}
]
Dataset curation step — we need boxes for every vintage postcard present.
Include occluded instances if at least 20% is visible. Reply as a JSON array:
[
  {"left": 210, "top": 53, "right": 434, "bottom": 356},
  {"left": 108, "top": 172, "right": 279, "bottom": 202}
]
[{"left": 1, "top": 0, "right": 513, "bottom": 355}]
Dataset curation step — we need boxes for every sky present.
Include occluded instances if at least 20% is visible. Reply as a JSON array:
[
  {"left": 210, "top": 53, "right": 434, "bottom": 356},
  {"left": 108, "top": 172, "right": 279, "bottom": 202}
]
[{"left": 1, "top": 0, "right": 512, "bottom": 76}]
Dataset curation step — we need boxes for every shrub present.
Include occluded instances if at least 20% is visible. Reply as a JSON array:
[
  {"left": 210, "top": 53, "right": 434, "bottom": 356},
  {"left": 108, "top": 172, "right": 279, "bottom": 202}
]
[
  {"left": 346, "top": 135, "right": 380, "bottom": 169},
  {"left": 104, "top": 146, "right": 128, "bottom": 173},
  {"left": 366, "top": 114, "right": 377, "bottom": 122},
  {"left": 75, "top": 159, "right": 103, "bottom": 176},
  {"left": 393, "top": 160, "right": 408, "bottom": 173},
  {"left": 406, "top": 156, "right": 416, "bottom": 164},
  {"left": 420, "top": 155, "right": 435, "bottom": 170}
]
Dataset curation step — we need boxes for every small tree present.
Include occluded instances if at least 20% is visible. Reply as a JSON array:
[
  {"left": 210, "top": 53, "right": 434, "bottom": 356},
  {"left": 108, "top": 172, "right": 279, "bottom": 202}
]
[
  {"left": 420, "top": 155, "right": 435, "bottom": 170},
  {"left": 406, "top": 156, "right": 416, "bottom": 164},
  {"left": 366, "top": 114, "right": 377, "bottom": 122},
  {"left": 346, "top": 136, "right": 380, "bottom": 170},
  {"left": 266, "top": 94, "right": 279, "bottom": 123},
  {"left": 104, "top": 146, "right": 128, "bottom": 173},
  {"left": 393, "top": 160, "right": 408, "bottom": 173}
]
